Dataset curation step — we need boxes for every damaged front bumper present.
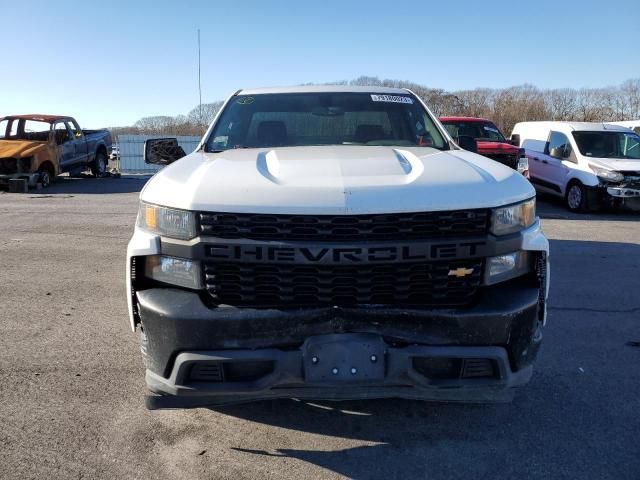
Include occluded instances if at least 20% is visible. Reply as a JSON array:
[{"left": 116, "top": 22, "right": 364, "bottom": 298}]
[
  {"left": 606, "top": 186, "right": 640, "bottom": 198},
  {"left": 587, "top": 177, "right": 640, "bottom": 211},
  {"left": 138, "top": 279, "right": 544, "bottom": 409},
  {"left": 0, "top": 172, "right": 40, "bottom": 188}
]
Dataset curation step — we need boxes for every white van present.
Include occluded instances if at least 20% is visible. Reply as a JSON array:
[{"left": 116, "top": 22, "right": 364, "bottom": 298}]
[
  {"left": 607, "top": 120, "right": 640, "bottom": 135},
  {"left": 511, "top": 122, "right": 640, "bottom": 211}
]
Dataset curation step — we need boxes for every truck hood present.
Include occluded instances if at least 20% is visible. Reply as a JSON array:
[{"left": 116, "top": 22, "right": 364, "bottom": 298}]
[
  {"left": 477, "top": 141, "right": 519, "bottom": 155},
  {"left": 141, "top": 146, "right": 535, "bottom": 214},
  {"left": 586, "top": 157, "right": 640, "bottom": 172},
  {"left": 0, "top": 140, "right": 48, "bottom": 159}
]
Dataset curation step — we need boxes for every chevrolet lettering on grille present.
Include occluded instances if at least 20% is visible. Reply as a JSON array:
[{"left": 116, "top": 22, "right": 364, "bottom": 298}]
[{"left": 206, "top": 241, "right": 487, "bottom": 264}]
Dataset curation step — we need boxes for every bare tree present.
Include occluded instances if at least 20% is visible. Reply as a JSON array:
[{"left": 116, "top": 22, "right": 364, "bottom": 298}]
[
  {"left": 454, "top": 89, "right": 494, "bottom": 118},
  {"left": 349, "top": 76, "right": 384, "bottom": 86},
  {"left": 545, "top": 88, "right": 577, "bottom": 121},
  {"left": 112, "top": 77, "right": 640, "bottom": 141},
  {"left": 491, "top": 85, "right": 547, "bottom": 135},
  {"left": 187, "top": 101, "right": 225, "bottom": 134},
  {"left": 621, "top": 79, "right": 640, "bottom": 119},
  {"left": 575, "top": 88, "right": 601, "bottom": 122}
]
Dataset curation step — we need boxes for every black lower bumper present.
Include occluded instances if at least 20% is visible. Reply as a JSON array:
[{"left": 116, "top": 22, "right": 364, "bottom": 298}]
[
  {"left": 136, "top": 281, "right": 543, "bottom": 408},
  {"left": 145, "top": 341, "right": 533, "bottom": 409}
]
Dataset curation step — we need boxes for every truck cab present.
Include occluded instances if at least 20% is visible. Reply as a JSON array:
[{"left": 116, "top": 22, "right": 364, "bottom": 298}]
[{"left": 439, "top": 116, "right": 528, "bottom": 176}]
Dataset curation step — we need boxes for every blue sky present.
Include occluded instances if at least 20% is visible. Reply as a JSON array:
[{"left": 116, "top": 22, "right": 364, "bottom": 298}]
[{"left": 0, "top": 0, "right": 637, "bottom": 128}]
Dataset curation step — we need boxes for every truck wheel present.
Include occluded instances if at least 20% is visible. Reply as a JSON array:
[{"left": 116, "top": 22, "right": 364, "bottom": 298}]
[
  {"left": 38, "top": 165, "right": 54, "bottom": 188},
  {"left": 565, "top": 181, "right": 586, "bottom": 212},
  {"left": 91, "top": 151, "right": 107, "bottom": 178}
]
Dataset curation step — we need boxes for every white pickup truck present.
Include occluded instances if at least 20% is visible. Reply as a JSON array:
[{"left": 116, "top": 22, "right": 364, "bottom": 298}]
[{"left": 127, "top": 86, "right": 549, "bottom": 409}]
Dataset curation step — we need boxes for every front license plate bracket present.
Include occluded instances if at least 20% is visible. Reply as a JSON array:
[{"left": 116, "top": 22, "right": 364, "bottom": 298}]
[{"left": 302, "top": 333, "right": 385, "bottom": 384}]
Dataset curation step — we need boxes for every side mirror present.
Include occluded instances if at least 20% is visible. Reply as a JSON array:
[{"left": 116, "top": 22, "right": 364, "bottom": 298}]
[
  {"left": 144, "top": 138, "right": 186, "bottom": 165},
  {"left": 457, "top": 135, "right": 478, "bottom": 153},
  {"left": 549, "top": 147, "right": 564, "bottom": 159},
  {"left": 510, "top": 134, "right": 520, "bottom": 146}
]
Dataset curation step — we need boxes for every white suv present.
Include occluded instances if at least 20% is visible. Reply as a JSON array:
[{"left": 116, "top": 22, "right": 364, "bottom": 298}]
[{"left": 512, "top": 121, "right": 640, "bottom": 211}]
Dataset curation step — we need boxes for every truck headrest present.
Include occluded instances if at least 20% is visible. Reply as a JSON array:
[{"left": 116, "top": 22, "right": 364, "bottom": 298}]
[
  {"left": 355, "top": 124, "right": 385, "bottom": 143},
  {"left": 257, "top": 121, "right": 288, "bottom": 147}
]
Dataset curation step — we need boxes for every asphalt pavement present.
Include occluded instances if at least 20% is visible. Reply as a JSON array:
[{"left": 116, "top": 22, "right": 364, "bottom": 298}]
[{"left": 1, "top": 176, "right": 639, "bottom": 480}]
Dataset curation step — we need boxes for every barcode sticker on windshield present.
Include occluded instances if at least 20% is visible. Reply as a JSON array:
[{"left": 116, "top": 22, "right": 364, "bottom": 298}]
[{"left": 371, "top": 94, "right": 413, "bottom": 104}]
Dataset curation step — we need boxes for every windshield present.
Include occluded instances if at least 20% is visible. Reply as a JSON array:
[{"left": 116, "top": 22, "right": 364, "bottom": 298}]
[
  {"left": 205, "top": 92, "right": 448, "bottom": 152},
  {"left": 440, "top": 120, "right": 506, "bottom": 142},
  {"left": 572, "top": 131, "right": 640, "bottom": 159},
  {"left": 0, "top": 118, "right": 52, "bottom": 141}
]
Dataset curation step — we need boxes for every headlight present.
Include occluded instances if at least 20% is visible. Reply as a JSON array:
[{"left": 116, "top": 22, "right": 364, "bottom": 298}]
[
  {"left": 491, "top": 198, "right": 536, "bottom": 236},
  {"left": 145, "top": 255, "right": 203, "bottom": 289},
  {"left": 589, "top": 164, "right": 624, "bottom": 183},
  {"left": 137, "top": 202, "right": 197, "bottom": 240},
  {"left": 484, "top": 251, "right": 531, "bottom": 285},
  {"left": 516, "top": 157, "right": 529, "bottom": 175}
]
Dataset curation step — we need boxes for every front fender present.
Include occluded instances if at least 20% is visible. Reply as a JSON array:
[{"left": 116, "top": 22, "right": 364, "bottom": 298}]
[
  {"left": 126, "top": 228, "right": 161, "bottom": 331},
  {"left": 563, "top": 166, "right": 599, "bottom": 194}
]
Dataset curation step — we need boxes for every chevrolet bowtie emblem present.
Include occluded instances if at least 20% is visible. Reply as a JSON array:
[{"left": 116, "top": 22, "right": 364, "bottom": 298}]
[{"left": 448, "top": 267, "right": 474, "bottom": 278}]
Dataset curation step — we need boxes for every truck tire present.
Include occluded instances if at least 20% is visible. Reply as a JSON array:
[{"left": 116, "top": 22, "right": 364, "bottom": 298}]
[
  {"left": 38, "top": 165, "right": 54, "bottom": 188},
  {"left": 565, "top": 181, "right": 586, "bottom": 212},
  {"left": 91, "top": 151, "right": 107, "bottom": 178}
]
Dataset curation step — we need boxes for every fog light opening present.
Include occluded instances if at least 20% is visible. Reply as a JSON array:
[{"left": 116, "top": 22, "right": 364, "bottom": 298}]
[{"left": 485, "top": 251, "right": 531, "bottom": 285}]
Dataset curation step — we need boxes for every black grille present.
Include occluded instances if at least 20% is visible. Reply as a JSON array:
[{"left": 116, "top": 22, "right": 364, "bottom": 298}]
[
  {"left": 189, "top": 363, "right": 224, "bottom": 382},
  {"left": 188, "top": 361, "right": 274, "bottom": 383},
  {"left": 486, "top": 153, "right": 518, "bottom": 169},
  {"left": 412, "top": 357, "right": 497, "bottom": 380},
  {"left": 0, "top": 158, "right": 17, "bottom": 174},
  {"left": 461, "top": 358, "right": 496, "bottom": 378},
  {"left": 198, "top": 210, "right": 489, "bottom": 241},
  {"left": 622, "top": 172, "right": 640, "bottom": 188},
  {"left": 204, "top": 259, "right": 483, "bottom": 307}
]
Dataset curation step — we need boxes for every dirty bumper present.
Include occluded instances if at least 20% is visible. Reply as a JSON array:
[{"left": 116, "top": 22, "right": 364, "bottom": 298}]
[
  {"left": 138, "top": 283, "right": 542, "bottom": 409},
  {"left": 0, "top": 172, "right": 39, "bottom": 188}
]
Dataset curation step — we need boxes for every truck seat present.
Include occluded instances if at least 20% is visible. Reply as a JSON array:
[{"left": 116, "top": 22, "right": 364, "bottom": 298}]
[
  {"left": 355, "top": 124, "right": 385, "bottom": 143},
  {"left": 257, "top": 121, "right": 288, "bottom": 147}
]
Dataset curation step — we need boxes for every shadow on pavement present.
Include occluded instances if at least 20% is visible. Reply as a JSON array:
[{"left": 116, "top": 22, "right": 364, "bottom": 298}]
[
  {"left": 214, "top": 374, "right": 628, "bottom": 479},
  {"left": 205, "top": 239, "right": 640, "bottom": 479},
  {"left": 223, "top": 398, "right": 500, "bottom": 478},
  {"left": 31, "top": 174, "right": 151, "bottom": 195},
  {"left": 537, "top": 192, "right": 640, "bottom": 221}
]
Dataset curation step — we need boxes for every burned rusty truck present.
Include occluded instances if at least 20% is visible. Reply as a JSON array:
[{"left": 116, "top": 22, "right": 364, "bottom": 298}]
[
  {"left": 0, "top": 115, "right": 112, "bottom": 189},
  {"left": 127, "top": 86, "right": 550, "bottom": 409}
]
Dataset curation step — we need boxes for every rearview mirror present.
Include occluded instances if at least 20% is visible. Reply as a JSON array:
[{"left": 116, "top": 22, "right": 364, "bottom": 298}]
[
  {"left": 144, "top": 138, "right": 186, "bottom": 165},
  {"left": 457, "top": 135, "right": 478, "bottom": 153},
  {"left": 510, "top": 134, "right": 520, "bottom": 146}
]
